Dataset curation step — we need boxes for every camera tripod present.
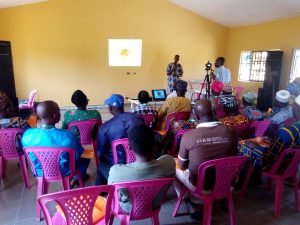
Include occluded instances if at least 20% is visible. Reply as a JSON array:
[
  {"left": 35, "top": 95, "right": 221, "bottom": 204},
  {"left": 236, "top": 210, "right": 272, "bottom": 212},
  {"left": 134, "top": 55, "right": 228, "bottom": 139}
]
[{"left": 199, "top": 69, "right": 212, "bottom": 100}]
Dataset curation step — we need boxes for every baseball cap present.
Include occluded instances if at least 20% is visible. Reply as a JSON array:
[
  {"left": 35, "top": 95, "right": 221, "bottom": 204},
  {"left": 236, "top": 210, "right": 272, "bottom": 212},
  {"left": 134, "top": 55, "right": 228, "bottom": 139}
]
[
  {"left": 104, "top": 94, "right": 124, "bottom": 107},
  {"left": 275, "top": 90, "right": 290, "bottom": 103},
  {"left": 211, "top": 81, "right": 224, "bottom": 93}
]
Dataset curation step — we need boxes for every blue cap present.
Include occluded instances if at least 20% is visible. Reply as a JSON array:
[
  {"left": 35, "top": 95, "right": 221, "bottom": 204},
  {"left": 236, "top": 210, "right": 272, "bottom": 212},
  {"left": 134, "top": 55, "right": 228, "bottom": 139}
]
[{"left": 104, "top": 94, "right": 124, "bottom": 107}]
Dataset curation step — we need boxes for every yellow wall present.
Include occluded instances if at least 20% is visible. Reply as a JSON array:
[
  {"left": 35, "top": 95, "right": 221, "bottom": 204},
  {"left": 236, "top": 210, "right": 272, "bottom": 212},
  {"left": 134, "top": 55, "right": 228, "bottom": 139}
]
[
  {"left": 0, "top": 0, "right": 228, "bottom": 106},
  {"left": 226, "top": 16, "right": 300, "bottom": 93}
]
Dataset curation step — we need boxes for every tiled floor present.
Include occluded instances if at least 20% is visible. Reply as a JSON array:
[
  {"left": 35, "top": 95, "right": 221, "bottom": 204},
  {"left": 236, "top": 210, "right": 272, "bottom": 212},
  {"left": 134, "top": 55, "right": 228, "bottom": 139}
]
[{"left": 1, "top": 105, "right": 300, "bottom": 225}]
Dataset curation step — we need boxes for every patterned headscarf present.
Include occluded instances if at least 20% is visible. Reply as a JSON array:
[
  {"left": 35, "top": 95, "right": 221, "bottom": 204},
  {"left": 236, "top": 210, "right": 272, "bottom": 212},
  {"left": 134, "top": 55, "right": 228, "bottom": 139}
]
[{"left": 0, "top": 91, "right": 11, "bottom": 112}]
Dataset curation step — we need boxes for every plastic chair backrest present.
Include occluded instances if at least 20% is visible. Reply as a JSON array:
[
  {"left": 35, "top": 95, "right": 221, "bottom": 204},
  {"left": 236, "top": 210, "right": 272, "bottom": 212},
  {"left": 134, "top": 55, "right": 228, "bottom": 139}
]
[
  {"left": 111, "top": 138, "right": 136, "bottom": 165},
  {"left": 196, "top": 156, "right": 247, "bottom": 199},
  {"left": 113, "top": 178, "right": 175, "bottom": 220},
  {"left": 140, "top": 114, "right": 157, "bottom": 126},
  {"left": 250, "top": 120, "right": 271, "bottom": 137},
  {"left": 67, "top": 119, "right": 102, "bottom": 145},
  {"left": 170, "top": 129, "right": 191, "bottom": 156},
  {"left": 233, "top": 86, "right": 244, "bottom": 99},
  {"left": 28, "top": 90, "right": 38, "bottom": 107},
  {"left": 24, "top": 147, "right": 76, "bottom": 181},
  {"left": 284, "top": 118, "right": 296, "bottom": 127},
  {"left": 165, "top": 112, "right": 190, "bottom": 131},
  {"left": 0, "top": 128, "right": 24, "bottom": 159},
  {"left": 38, "top": 185, "right": 115, "bottom": 225},
  {"left": 268, "top": 148, "right": 300, "bottom": 178}
]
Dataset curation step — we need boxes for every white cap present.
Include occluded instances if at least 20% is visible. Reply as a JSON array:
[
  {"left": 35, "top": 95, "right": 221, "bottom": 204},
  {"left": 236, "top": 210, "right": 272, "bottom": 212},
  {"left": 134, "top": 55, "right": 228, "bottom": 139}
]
[
  {"left": 295, "top": 95, "right": 300, "bottom": 106},
  {"left": 275, "top": 90, "right": 290, "bottom": 103}
]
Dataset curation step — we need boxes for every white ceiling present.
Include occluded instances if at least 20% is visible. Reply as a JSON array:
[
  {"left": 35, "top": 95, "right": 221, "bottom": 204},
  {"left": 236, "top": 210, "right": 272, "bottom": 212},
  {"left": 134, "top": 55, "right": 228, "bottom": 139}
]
[
  {"left": 168, "top": 0, "right": 300, "bottom": 27},
  {"left": 0, "top": 0, "right": 47, "bottom": 9}
]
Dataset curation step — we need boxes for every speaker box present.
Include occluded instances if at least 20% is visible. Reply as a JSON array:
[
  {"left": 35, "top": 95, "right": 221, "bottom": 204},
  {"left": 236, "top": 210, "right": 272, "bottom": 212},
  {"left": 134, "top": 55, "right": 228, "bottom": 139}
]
[
  {"left": 0, "top": 41, "right": 18, "bottom": 116},
  {"left": 257, "top": 51, "right": 283, "bottom": 111}
]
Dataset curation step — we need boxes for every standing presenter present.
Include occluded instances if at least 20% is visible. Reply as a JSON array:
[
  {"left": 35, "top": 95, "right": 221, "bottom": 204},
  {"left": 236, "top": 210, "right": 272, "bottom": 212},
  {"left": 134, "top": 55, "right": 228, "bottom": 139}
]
[{"left": 166, "top": 54, "right": 183, "bottom": 94}]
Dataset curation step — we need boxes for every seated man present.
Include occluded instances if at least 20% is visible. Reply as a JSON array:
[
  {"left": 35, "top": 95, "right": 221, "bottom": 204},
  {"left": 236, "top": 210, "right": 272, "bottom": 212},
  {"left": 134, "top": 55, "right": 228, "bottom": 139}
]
[
  {"left": 239, "top": 95, "right": 300, "bottom": 170},
  {"left": 108, "top": 123, "right": 175, "bottom": 212},
  {"left": 158, "top": 80, "right": 191, "bottom": 130},
  {"left": 130, "top": 90, "right": 157, "bottom": 115},
  {"left": 96, "top": 94, "right": 144, "bottom": 185},
  {"left": 175, "top": 99, "right": 237, "bottom": 218},
  {"left": 167, "top": 79, "right": 192, "bottom": 99},
  {"left": 62, "top": 90, "right": 102, "bottom": 138},
  {"left": 22, "top": 101, "right": 90, "bottom": 186},
  {"left": 269, "top": 90, "right": 293, "bottom": 127},
  {"left": 242, "top": 91, "right": 263, "bottom": 121},
  {"left": 286, "top": 77, "right": 300, "bottom": 99}
]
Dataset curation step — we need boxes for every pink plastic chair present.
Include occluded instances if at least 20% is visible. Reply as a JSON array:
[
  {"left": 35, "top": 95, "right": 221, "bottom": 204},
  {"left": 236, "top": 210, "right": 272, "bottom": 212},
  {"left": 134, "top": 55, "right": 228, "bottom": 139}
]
[
  {"left": 0, "top": 128, "right": 29, "bottom": 189},
  {"left": 68, "top": 119, "right": 102, "bottom": 167},
  {"left": 24, "top": 147, "right": 84, "bottom": 221},
  {"left": 284, "top": 117, "right": 297, "bottom": 127},
  {"left": 38, "top": 185, "right": 115, "bottom": 225},
  {"left": 111, "top": 138, "right": 136, "bottom": 165},
  {"left": 168, "top": 129, "right": 191, "bottom": 157},
  {"left": 173, "top": 156, "right": 247, "bottom": 225},
  {"left": 19, "top": 89, "right": 37, "bottom": 114},
  {"left": 250, "top": 120, "right": 272, "bottom": 137},
  {"left": 262, "top": 148, "right": 300, "bottom": 217},
  {"left": 140, "top": 114, "right": 157, "bottom": 127},
  {"left": 233, "top": 86, "right": 244, "bottom": 99},
  {"left": 111, "top": 178, "right": 175, "bottom": 225},
  {"left": 165, "top": 112, "right": 190, "bottom": 131}
]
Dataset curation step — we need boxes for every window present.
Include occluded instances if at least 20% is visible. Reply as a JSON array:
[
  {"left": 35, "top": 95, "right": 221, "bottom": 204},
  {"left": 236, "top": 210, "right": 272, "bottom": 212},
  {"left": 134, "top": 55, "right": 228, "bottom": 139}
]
[
  {"left": 289, "top": 48, "right": 300, "bottom": 82},
  {"left": 238, "top": 51, "right": 268, "bottom": 82}
]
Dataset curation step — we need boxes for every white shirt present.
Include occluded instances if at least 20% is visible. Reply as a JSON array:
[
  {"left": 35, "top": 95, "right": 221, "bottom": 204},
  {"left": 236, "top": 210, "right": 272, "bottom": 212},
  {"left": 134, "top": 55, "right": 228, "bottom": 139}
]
[
  {"left": 215, "top": 66, "right": 231, "bottom": 84},
  {"left": 167, "top": 90, "right": 192, "bottom": 100}
]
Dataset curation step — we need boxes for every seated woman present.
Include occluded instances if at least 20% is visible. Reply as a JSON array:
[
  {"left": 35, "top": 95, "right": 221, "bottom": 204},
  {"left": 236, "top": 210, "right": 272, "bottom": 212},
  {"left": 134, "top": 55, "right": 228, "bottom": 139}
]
[
  {"left": 220, "top": 95, "right": 250, "bottom": 126},
  {"left": 0, "top": 91, "right": 30, "bottom": 129},
  {"left": 0, "top": 91, "right": 30, "bottom": 155},
  {"left": 220, "top": 95, "right": 251, "bottom": 138},
  {"left": 242, "top": 91, "right": 264, "bottom": 121},
  {"left": 158, "top": 80, "right": 191, "bottom": 130},
  {"left": 62, "top": 90, "right": 102, "bottom": 137}
]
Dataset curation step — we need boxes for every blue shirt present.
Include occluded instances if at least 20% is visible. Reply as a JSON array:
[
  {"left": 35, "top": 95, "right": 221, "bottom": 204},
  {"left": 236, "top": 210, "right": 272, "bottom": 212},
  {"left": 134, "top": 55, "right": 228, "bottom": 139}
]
[
  {"left": 97, "top": 112, "right": 144, "bottom": 166},
  {"left": 270, "top": 106, "right": 293, "bottom": 126},
  {"left": 215, "top": 66, "right": 231, "bottom": 84},
  {"left": 22, "top": 128, "right": 84, "bottom": 177}
]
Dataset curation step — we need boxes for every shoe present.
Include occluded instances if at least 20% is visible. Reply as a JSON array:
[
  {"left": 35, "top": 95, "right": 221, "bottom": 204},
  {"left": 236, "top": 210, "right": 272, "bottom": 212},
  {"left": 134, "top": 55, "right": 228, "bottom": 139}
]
[
  {"left": 70, "top": 178, "right": 79, "bottom": 189},
  {"left": 82, "top": 173, "right": 90, "bottom": 181},
  {"left": 185, "top": 198, "right": 202, "bottom": 221}
]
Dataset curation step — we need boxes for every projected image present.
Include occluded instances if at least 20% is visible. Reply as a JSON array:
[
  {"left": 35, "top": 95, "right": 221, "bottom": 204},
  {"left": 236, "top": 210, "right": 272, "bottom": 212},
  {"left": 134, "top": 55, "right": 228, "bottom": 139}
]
[{"left": 109, "top": 39, "right": 142, "bottom": 66}]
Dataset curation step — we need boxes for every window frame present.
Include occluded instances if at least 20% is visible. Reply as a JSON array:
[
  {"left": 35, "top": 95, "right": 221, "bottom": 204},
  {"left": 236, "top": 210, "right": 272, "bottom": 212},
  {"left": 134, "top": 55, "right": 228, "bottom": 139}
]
[
  {"left": 289, "top": 48, "right": 300, "bottom": 82},
  {"left": 238, "top": 51, "right": 268, "bottom": 83}
]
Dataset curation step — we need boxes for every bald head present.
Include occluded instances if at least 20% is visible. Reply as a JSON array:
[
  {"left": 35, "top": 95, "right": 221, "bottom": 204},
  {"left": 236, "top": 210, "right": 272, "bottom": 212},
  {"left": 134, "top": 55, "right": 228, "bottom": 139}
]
[
  {"left": 37, "top": 100, "right": 61, "bottom": 125},
  {"left": 193, "top": 99, "right": 214, "bottom": 121}
]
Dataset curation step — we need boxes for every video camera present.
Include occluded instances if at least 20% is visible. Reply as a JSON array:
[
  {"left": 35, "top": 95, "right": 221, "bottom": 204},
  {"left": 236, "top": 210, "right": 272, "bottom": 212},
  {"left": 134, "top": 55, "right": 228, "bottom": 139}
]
[{"left": 205, "top": 61, "right": 212, "bottom": 71}]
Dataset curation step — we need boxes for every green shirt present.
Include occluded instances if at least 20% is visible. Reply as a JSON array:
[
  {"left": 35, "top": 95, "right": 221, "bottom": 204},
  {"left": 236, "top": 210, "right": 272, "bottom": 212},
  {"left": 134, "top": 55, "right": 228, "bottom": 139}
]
[
  {"left": 108, "top": 155, "right": 175, "bottom": 212},
  {"left": 62, "top": 109, "right": 102, "bottom": 137}
]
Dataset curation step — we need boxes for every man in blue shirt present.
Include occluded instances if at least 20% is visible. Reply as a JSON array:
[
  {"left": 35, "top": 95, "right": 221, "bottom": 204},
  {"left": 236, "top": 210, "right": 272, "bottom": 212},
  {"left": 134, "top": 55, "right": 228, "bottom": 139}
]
[
  {"left": 96, "top": 94, "right": 144, "bottom": 185},
  {"left": 22, "top": 101, "right": 89, "bottom": 186}
]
